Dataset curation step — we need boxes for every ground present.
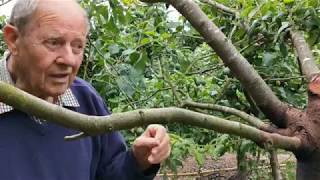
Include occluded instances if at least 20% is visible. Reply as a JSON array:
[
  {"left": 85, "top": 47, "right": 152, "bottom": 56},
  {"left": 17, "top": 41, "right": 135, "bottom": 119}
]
[{"left": 155, "top": 153, "right": 296, "bottom": 180}]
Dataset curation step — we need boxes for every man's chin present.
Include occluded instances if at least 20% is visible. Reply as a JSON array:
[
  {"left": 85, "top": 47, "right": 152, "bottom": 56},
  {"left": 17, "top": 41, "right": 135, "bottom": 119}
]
[{"left": 46, "top": 86, "right": 69, "bottom": 98}]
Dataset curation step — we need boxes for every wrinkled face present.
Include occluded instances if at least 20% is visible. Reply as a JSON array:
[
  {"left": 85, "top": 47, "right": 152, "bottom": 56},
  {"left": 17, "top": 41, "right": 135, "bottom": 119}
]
[{"left": 10, "top": 1, "right": 87, "bottom": 100}]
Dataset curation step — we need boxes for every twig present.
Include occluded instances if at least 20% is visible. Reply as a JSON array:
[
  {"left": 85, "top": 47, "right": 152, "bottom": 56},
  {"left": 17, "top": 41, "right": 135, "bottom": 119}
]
[
  {"left": 269, "top": 149, "right": 283, "bottom": 180},
  {"left": 199, "top": 0, "right": 238, "bottom": 16},
  {"left": 181, "top": 100, "right": 273, "bottom": 132},
  {"left": 186, "top": 65, "right": 222, "bottom": 76},
  {"left": 159, "top": 57, "right": 182, "bottom": 105},
  {"left": 157, "top": 163, "right": 290, "bottom": 178},
  {"left": 0, "top": 0, "right": 12, "bottom": 7},
  {"left": 131, "top": 88, "right": 171, "bottom": 104},
  {"left": 264, "top": 76, "right": 305, "bottom": 82}
]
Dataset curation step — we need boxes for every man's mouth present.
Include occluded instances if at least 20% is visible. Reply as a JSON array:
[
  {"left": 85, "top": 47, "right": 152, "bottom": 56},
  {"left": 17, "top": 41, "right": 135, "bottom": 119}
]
[{"left": 49, "top": 73, "right": 70, "bottom": 83}]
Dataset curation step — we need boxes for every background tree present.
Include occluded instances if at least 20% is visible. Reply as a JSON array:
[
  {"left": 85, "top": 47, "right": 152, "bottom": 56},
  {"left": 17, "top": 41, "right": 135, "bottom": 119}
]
[{"left": 1, "top": 0, "right": 320, "bottom": 179}]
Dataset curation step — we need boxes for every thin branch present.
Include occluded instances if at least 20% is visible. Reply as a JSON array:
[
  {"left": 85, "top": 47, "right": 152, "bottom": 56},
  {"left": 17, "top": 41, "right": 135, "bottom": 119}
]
[
  {"left": 269, "top": 149, "right": 283, "bottom": 180},
  {"left": 186, "top": 65, "right": 221, "bottom": 76},
  {"left": 131, "top": 88, "right": 171, "bottom": 104},
  {"left": 290, "top": 30, "right": 320, "bottom": 81},
  {"left": 199, "top": 0, "right": 250, "bottom": 32},
  {"left": 200, "top": 0, "right": 238, "bottom": 16},
  {"left": 157, "top": 163, "right": 289, "bottom": 178},
  {"left": 159, "top": 58, "right": 182, "bottom": 105},
  {"left": 265, "top": 76, "right": 305, "bottom": 82},
  {"left": 0, "top": 81, "right": 300, "bottom": 151},
  {"left": 181, "top": 100, "right": 271, "bottom": 131},
  {"left": 0, "top": 0, "right": 12, "bottom": 7}
]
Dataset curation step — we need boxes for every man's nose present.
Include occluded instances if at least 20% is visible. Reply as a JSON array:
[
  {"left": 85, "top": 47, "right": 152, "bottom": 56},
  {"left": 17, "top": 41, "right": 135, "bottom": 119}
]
[{"left": 56, "top": 44, "right": 77, "bottom": 66}]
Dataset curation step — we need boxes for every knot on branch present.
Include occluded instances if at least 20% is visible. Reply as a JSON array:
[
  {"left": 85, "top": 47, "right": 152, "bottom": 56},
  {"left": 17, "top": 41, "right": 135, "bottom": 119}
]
[
  {"left": 107, "top": 125, "right": 114, "bottom": 132},
  {"left": 262, "top": 138, "right": 274, "bottom": 150},
  {"left": 139, "top": 110, "right": 146, "bottom": 123}
]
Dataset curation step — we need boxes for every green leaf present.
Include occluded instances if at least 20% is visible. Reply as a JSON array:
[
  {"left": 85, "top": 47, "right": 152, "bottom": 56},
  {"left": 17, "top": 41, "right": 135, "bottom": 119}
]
[
  {"left": 283, "top": 0, "right": 294, "bottom": 4},
  {"left": 279, "top": 42, "right": 288, "bottom": 57},
  {"left": 263, "top": 52, "right": 276, "bottom": 66},
  {"left": 239, "top": 140, "right": 254, "bottom": 155},
  {"left": 116, "top": 76, "right": 136, "bottom": 98},
  {"left": 140, "top": 38, "right": 151, "bottom": 46},
  {"left": 122, "top": 49, "right": 136, "bottom": 56},
  {"left": 116, "top": 64, "right": 145, "bottom": 97},
  {"left": 193, "top": 149, "right": 205, "bottom": 166},
  {"left": 133, "top": 52, "right": 148, "bottom": 74},
  {"left": 278, "top": 87, "right": 287, "bottom": 99},
  {"left": 213, "top": 144, "right": 226, "bottom": 157},
  {"left": 274, "top": 21, "right": 289, "bottom": 43},
  {"left": 108, "top": 44, "right": 120, "bottom": 55}
]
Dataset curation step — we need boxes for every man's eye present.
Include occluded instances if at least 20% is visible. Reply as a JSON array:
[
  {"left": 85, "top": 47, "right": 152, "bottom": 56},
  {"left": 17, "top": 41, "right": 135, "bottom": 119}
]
[
  {"left": 45, "top": 39, "right": 62, "bottom": 49},
  {"left": 71, "top": 42, "right": 85, "bottom": 54}
]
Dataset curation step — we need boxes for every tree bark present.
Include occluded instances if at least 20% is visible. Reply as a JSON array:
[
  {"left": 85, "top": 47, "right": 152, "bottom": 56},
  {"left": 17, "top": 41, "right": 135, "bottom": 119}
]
[
  {"left": 0, "top": 81, "right": 301, "bottom": 151},
  {"left": 290, "top": 30, "right": 320, "bottom": 81},
  {"left": 182, "top": 100, "right": 272, "bottom": 131}
]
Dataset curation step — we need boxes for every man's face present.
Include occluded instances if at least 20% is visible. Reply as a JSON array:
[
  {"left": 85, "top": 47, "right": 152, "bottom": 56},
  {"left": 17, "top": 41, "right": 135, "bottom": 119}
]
[{"left": 11, "top": 1, "right": 87, "bottom": 100}]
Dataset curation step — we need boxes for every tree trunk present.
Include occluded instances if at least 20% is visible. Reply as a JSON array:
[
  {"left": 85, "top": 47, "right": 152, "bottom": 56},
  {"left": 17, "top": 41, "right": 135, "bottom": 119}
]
[{"left": 296, "top": 152, "right": 320, "bottom": 180}]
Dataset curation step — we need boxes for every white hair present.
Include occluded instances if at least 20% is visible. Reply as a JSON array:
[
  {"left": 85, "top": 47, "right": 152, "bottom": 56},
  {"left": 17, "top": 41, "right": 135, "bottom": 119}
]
[
  {"left": 8, "top": 0, "right": 39, "bottom": 32},
  {"left": 8, "top": 0, "right": 90, "bottom": 34}
]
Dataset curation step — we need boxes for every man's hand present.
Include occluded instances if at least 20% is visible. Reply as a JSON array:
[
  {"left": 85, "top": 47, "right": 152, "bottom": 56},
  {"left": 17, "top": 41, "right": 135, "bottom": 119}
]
[{"left": 132, "top": 124, "right": 171, "bottom": 170}]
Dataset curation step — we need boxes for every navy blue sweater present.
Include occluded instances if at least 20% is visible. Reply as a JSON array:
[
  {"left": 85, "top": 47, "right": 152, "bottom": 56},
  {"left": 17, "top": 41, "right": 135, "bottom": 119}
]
[{"left": 0, "top": 78, "right": 158, "bottom": 180}]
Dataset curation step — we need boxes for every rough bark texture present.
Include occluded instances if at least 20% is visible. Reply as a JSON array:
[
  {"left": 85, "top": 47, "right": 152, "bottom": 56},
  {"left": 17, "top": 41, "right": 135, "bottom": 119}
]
[
  {"left": 289, "top": 30, "right": 320, "bottom": 179},
  {"left": 293, "top": 94, "right": 320, "bottom": 173},
  {"left": 0, "top": 81, "right": 301, "bottom": 151}
]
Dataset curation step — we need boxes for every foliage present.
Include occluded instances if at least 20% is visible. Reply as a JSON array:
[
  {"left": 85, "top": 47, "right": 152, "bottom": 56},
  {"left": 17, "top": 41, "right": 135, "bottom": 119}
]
[
  {"left": 77, "top": 0, "right": 317, "bottom": 177},
  {"left": 0, "top": 15, "right": 6, "bottom": 55}
]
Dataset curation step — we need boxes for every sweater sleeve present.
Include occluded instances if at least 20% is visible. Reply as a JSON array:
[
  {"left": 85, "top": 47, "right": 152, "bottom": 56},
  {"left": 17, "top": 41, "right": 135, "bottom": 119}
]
[
  {"left": 71, "top": 78, "right": 159, "bottom": 179},
  {"left": 96, "top": 132, "right": 159, "bottom": 180}
]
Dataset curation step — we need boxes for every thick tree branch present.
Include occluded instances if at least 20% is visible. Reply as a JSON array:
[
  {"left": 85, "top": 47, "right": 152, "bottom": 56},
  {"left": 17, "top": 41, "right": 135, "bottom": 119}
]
[
  {"left": 0, "top": 81, "right": 300, "bottom": 151},
  {"left": 290, "top": 30, "right": 320, "bottom": 81},
  {"left": 142, "top": 0, "right": 288, "bottom": 127}
]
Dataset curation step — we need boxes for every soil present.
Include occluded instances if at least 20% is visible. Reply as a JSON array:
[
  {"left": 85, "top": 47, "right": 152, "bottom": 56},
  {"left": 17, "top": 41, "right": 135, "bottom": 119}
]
[{"left": 155, "top": 153, "right": 296, "bottom": 180}]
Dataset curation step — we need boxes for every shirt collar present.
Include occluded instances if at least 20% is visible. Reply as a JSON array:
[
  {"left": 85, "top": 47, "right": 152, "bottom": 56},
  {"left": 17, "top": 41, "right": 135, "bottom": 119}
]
[{"left": 0, "top": 52, "right": 80, "bottom": 114}]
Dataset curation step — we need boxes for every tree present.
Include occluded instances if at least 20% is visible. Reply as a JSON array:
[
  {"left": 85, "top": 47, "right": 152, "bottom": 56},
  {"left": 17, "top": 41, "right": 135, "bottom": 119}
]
[
  {"left": 0, "top": 0, "right": 12, "bottom": 6},
  {"left": 1, "top": 0, "right": 320, "bottom": 179}
]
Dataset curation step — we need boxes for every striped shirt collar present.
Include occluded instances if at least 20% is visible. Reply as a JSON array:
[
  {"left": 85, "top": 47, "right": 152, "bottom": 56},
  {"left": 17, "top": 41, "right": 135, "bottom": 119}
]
[{"left": 0, "top": 51, "right": 80, "bottom": 114}]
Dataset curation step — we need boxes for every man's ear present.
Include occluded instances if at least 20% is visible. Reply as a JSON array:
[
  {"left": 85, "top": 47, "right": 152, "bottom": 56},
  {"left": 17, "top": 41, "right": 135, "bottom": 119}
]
[{"left": 3, "top": 24, "right": 19, "bottom": 55}]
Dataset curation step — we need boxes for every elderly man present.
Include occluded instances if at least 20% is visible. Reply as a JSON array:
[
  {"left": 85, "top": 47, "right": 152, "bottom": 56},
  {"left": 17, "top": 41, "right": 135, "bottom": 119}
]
[{"left": 0, "top": 0, "right": 171, "bottom": 179}]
